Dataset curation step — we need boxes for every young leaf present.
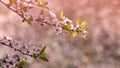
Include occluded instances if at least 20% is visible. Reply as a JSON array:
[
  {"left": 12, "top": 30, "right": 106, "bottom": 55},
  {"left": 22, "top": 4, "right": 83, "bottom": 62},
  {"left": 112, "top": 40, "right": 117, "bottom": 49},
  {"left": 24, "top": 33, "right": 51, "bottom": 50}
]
[
  {"left": 19, "top": 6, "right": 28, "bottom": 12},
  {"left": 75, "top": 19, "right": 80, "bottom": 25},
  {"left": 57, "top": 11, "right": 64, "bottom": 21},
  {"left": 27, "top": 16, "right": 33, "bottom": 24},
  {"left": 17, "top": 58, "right": 28, "bottom": 68},
  {"left": 39, "top": 53, "right": 49, "bottom": 62},
  {"left": 39, "top": 46, "right": 46, "bottom": 55},
  {"left": 81, "top": 21, "right": 87, "bottom": 29},
  {"left": 9, "top": 0, "right": 17, "bottom": 5},
  {"left": 72, "top": 32, "right": 78, "bottom": 37},
  {"left": 38, "top": 46, "right": 48, "bottom": 62},
  {"left": 36, "top": 1, "right": 48, "bottom": 6},
  {"left": 63, "top": 22, "right": 73, "bottom": 31}
]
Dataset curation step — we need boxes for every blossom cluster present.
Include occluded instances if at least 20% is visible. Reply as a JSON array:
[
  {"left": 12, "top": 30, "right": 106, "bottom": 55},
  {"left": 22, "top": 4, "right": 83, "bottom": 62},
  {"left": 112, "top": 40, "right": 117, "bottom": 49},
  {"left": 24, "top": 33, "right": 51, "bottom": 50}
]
[
  {"left": 0, "top": 0, "right": 88, "bottom": 38},
  {"left": 0, "top": 36, "right": 48, "bottom": 68},
  {"left": 49, "top": 11, "right": 88, "bottom": 37},
  {"left": 0, "top": 53, "right": 25, "bottom": 68}
]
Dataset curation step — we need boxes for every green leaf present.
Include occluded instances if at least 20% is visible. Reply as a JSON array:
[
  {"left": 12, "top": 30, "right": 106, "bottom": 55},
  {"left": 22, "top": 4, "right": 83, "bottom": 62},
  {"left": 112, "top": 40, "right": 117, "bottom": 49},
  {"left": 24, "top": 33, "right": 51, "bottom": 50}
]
[
  {"left": 39, "top": 53, "right": 49, "bottom": 62},
  {"left": 17, "top": 58, "right": 28, "bottom": 68},
  {"left": 39, "top": 46, "right": 46, "bottom": 55},
  {"left": 27, "top": 16, "right": 33, "bottom": 24},
  {"left": 38, "top": 46, "right": 48, "bottom": 62}
]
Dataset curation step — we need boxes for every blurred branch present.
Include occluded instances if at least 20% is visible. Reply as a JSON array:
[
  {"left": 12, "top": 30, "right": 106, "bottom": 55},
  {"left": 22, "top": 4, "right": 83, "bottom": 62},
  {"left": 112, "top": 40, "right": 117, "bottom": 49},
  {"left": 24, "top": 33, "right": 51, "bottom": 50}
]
[
  {"left": 0, "top": 65, "right": 4, "bottom": 68},
  {"left": 0, "top": 37, "right": 33, "bottom": 57},
  {"left": 0, "top": 59, "right": 5, "bottom": 68},
  {"left": 0, "top": 36, "right": 48, "bottom": 68},
  {"left": 0, "top": 0, "right": 49, "bottom": 26},
  {"left": 0, "top": 0, "right": 27, "bottom": 21},
  {"left": 0, "top": 36, "right": 48, "bottom": 60}
]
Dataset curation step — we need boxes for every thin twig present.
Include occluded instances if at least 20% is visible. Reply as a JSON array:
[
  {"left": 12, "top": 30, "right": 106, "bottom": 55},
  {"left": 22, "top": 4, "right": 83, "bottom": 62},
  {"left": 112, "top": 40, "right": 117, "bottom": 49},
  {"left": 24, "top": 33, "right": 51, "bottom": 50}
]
[
  {"left": 0, "top": 0, "right": 27, "bottom": 21},
  {"left": 0, "top": 38, "right": 34, "bottom": 58}
]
